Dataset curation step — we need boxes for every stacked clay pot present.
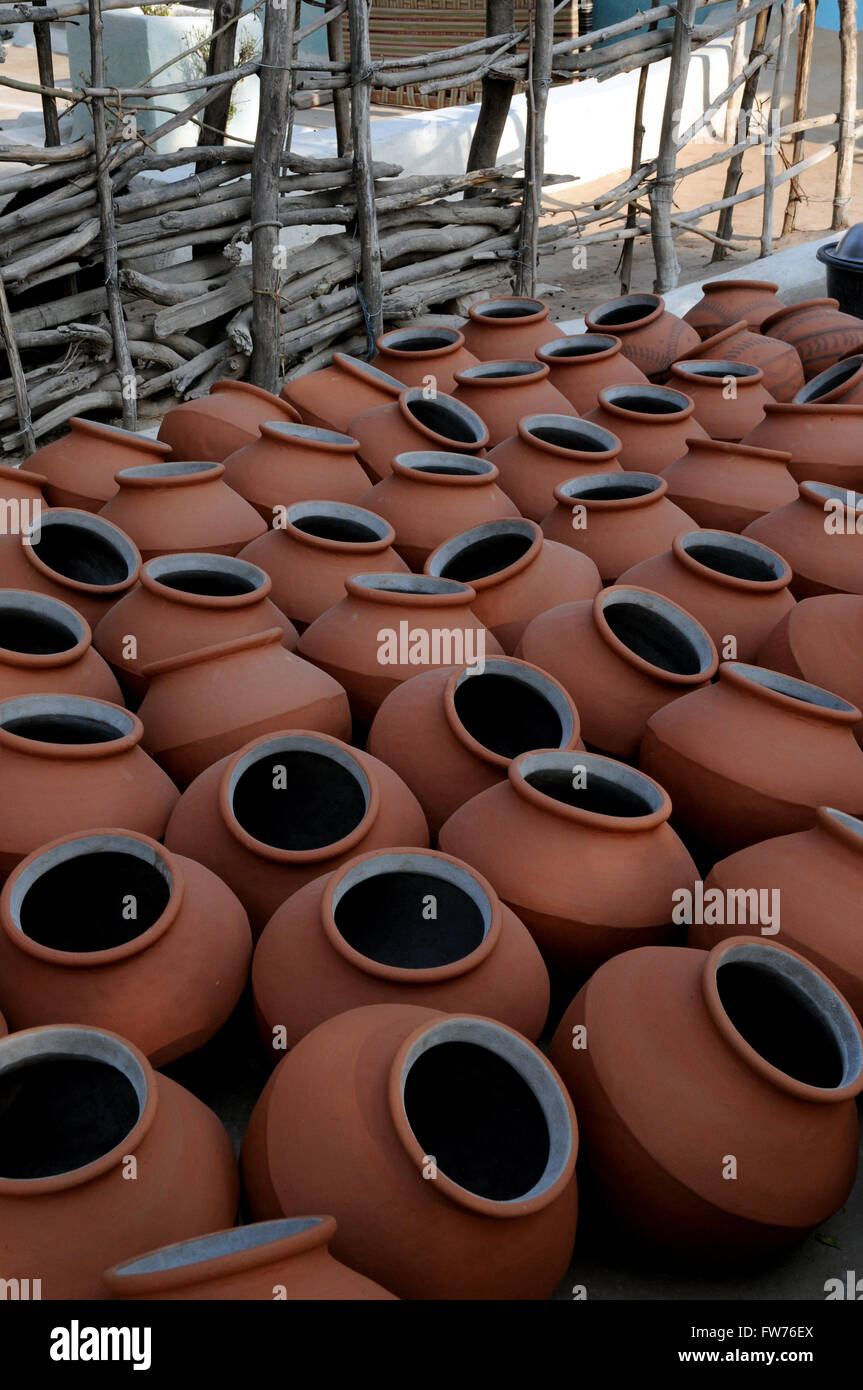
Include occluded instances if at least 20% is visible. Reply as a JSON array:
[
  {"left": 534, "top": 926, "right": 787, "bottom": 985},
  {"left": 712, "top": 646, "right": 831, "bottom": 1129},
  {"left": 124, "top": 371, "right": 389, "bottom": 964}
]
[
  {"left": 349, "top": 387, "right": 490, "bottom": 484},
  {"left": 0, "top": 508, "right": 141, "bottom": 628},
  {"left": 668, "top": 360, "right": 774, "bottom": 441},
  {"left": 762, "top": 298, "right": 863, "bottom": 379},
  {"left": 99, "top": 461, "right": 267, "bottom": 562},
  {"left": 451, "top": 361, "right": 576, "bottom": 448},
  {"left": 661, "top": 437, "right": 797, "bottom": 531},
  {"left": 489, "top": 415, "right": 623, "bottom": 523},
  {"left": 535, "top": 334, "right": 648, "bottom": 412},
  {"left": 0, "top": 590, "right": 121, "bottom": 703},
  {"left": 756, "top": 593, "right": 863, "bottom": 738},
  {"left": 460, "top": 297, "right": 564, "bottom": 360},
  {"left": 281, "top": 353, "right": 404, "bottom": 432},
  {"left": 584, "top": 293, "right": 700, "bottom": 379},
  {"left": 794, "top": 354, "right": 863, "bottom": 406},
  {"left": 683, "top": 278, "right": 785, "bottom": 338},
  {"left": 29, "top": 419, "right": 172, "bottom": 512},
  {"left": 157, "top": 380, "right": 300, "bottom": 461},
  {"left": 0, "top": 463, "right": 46, "bottom": 513},
  {"left": 584, "top": 384, "right": 708, "bottom": 472},
  {"left": 373, "top": 327, "right": 478, "bottom": 391},
  {"left": 541, "top": 472, "right": 695, "bottom": 583},
  {"left": 741, "top": 402, "right": 863, "bottom": 491},
  {"left": 222, "top": 422, "right": 370, "bottom": 521},
  {"left": 683, "top": 320, "right": 804, "bottom": 401},
  {"left": 743, "top": 481, "right": 863, "bottom": 599}
]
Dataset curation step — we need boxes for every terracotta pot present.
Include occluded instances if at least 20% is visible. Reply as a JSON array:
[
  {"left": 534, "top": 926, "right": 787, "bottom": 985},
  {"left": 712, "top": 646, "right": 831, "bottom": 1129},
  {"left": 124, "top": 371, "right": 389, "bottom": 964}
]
[
  {"left": 640, "top": 661, "right": 863, "bottom": 859},
  {"left": 762, "top": 298, "right": 863, "bottom": 380},
  {"left": 349, "top": 387, "right": 489, "bottom": 484},
  {"left": 222, "top": 422, "right": 370, "bottom": 522},
  {"left": 542, "top": 472, "right": 695, "bottom": 583},
  {"left": 743, "top": 481, "right": 863, "bottom": 599},
  {"left": 367, "top": 655, "right": 581, "bottom": 836},
  {"left": 794, "top": 353, "right": 863, "bottom": 405},
  {"left": 425, "top": 518, "right": 602, "bottom": 654},
  {"left": 683, "top": 320, "right": 805, "bottom": 401},
  {"left": 238, "top": 502, "right": 408, "bottom": 631},
  {"left": 0, "top": 828, "right": 251, "bottom": 1065},
  {"left": 297, "top": 573, "right": 501, "bottom": 725},
  {"left": 618, "top": 530, "right": 795, "bottom": 663},
  {"left": 518, "top": 585, "right": 717, "bottom": 759},
  {"left": 451, "top": 360, "right": 576, "bottom": 448},
  {"left": 29, "top": 419, "right": 173, "bottom": 512},
  {"left": 359, "top": 452, "right": 520, "bottom": 570},
  {"left": 535, "top": 333, "right": 648, "bottom": 413},
  {"left": 157, "top": 379, "right": 300, "bottom": 462},
  {"left": 488, "top": 414, "right": 623, "bottom": 523},
  {"left": 661, "top": 437, "right": 797, "bottom": 532},
  {"left": 0, "top": 1009, "right": 5, "bottom": 1037},
  {"left": 373, "top": 326, "right": 478, "bottom": 392},
  {"left": 241, "top": 1003, "right": 578, "bottom": 1299},
  {"left": 0, "top": 694, "right": 178, "bottom": 879},
  {"left": 138, "top": 628, "right": 351, "bottom": 787},
  {"left": 549, "top": 939, "right": 863, "bottom": 1258},
  {"left": 585, "top": 293, "right": 700, "bottom": 380},
  {"left": 756, "top": 593, "right": 863, "bottom": 743},
  {"left": 682, "top": 278, "right": 785, "bottom": 338},
  {"left": 164, "top": 730, "right": 428, "bottom": 935},
  {"left": 0, "top": 1023, "right": 238, "bottom": 1299},
  {"left": 0, "top": 509, "right": 141, "bottom": 629},
  {"left": 281, "top": 353, "right": 404, "bottom": 433},
  {"left": 583, "top": 384, "right": 707, "bottom": 473},
  {"left": 668, "top": 360, "right": 774, "bottom": 441},
  {"left": 100, "top": 461, "right": 267, "bottom": 562},
  {"left": 0, "top": 463, "right": 47, "bottom": 513},
  {"left": 92, "top": 552, "right": 298, "bottom": 702},
  {"left": 460, "top": 296, "right": 564, "bottom": 361},
  {"left": 741, "top": 402, "right": 863, "bottom": 491},
  {"left": 0, "top": 590, "right": 121, "bottom": 703},
  {"left": 103, "top": 1216, "right": 396, "bottom": 1301}
]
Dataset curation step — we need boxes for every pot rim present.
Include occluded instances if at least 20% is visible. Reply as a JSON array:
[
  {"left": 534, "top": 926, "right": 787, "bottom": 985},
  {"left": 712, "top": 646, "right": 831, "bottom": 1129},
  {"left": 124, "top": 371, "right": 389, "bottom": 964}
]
[
  {"left": 377, "top": 327, "right": 465, "bottom": 359},
  {"left": 114, "top": 460, "right": 224, "bottom": 488},
  {"left": 391, "top": 452, "right": 499, "bottom": 487},
  {"left": 257, "top": 421, "right": 360, "bottom": 453},
  {"left": 516, "top": 413, "right": 621, "bottom": 460},
  {"left": 508, "top": 747, "right": 673, "bottom": 831},
  {"left": 596, "top": 384, "right": 694, "bottom": 423},
  {"left": 396, "top": 388, "right": 490, "bottom": 451},
  {"left": 345, "top": 572, "right": 478, "bottom": 606},
  {"left": 468, "top": 297, "right": 549, "bottom": 326},
  {"left": 21, "top": 508, "right": 141, "bottom": 597},
  {"left": 425, "top": 518, "right": 542, "bottom": 592},
  {"left": 798, "top": 478, "right": 863, "bottom": 510},
  {"left": 0, "top": 588, "right": 90, "bottom": 669},
  {"left": 681, "top": 320, "right": 760, "bottom": 360},
  {"left": 592, "top": 584, "right": 718, "bottom": 684},
  {"left": 759, "top": 399, "right": 863, "bottom": 417},
  {"left": 279, "top": 500, "right": 395, "bottom": 552},
  {"left": 332, "top": 352, "right": 404, "bottom": 395},
  {"left": 454, "top": 360, "right": 549, "bottom": 388},
  {"left": 210, "top": 379, "right": 297, "bottom": 415},
  {"left": 0, "top": 692, "right": 142, "bottom": 760},
  {"left": 585, "top": 292, "right": 664, "bottom": 335},
  {"left": 794, "top": 355, "right": 863, "bottom": 404},
  {"left": 818, "top": 805, "right": 863, "bottom": 855},
  {"left": 553, "top": 471, "right": 666, "bottom": 511},
  {"left": 671, "top": 529, "right": 792, "bottom": 592},
  {"left": 0, "top": 463, "right": 48, "bottom": 487},
  {"left": 141, "top": 552, "right": 273, "bottom": 609},
  {"left": 699, "top": 277, "right": 780, "bottom": 294},
  {"left": 676, "top": 436, "right": 792, "bottom": 464},
  {"left": 443, "top": 655, "right": 580, "bottom": 768},
  {"left": 536, "top": 333, "right": 622, "bottom": 364},
  {"left": 671, "top": 359, "right": 764, "bottom": 386},
  {"left": 718, "top": 660, "right": 862, "bottom": 723},
  {"left": 141, "top": 624, "right": 283, "bottom": 679},
  {"left": 761, "top": 298, "right": 841, "bottom": 336},
  {"left": 66, "top": 417, "right": 172, "bottom": 458}
]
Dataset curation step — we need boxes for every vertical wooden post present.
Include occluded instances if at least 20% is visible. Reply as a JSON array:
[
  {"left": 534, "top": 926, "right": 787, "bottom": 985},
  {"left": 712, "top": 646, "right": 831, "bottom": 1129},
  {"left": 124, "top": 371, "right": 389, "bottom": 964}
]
[
  {"left": 620, "top": 20, "right": 656, "bottom": 295},
  {"left": 197, "top": 0, "right": 242, "bottom": 150},
  {"left": 515, "top": 0, "right": 553, "bottom": 297},
  {"left": 761, "top": 0, "right": 794, "bottom": 257},
  {"left": 650, "top": 0, "right": 697, "bottom": 293},
  {"left": 348, "top": 0, "right": 383, "bottom": 348},
  {"left": 327, "top": 0, "right": 352, "bottom": 157},
  {"left": 724, "top": 0, "right": 748, "bottom": 143},
  {"left": 0, "top": 276, "right": 35, "bottom": 457},
  {"left": 466, "top": 0, "right": 516, "bottom": 194},
  {"left": 833, "top": 0, "right": 858, "bottom": 229},
  {"left": 712, "top": 4, "right": 771, "bottom": 261},
  {"left": 33, "top": 0, "right": 61, "bottom": 147},
  {"left": 782, "top": 0, "right": 816, "bottom": 235}
]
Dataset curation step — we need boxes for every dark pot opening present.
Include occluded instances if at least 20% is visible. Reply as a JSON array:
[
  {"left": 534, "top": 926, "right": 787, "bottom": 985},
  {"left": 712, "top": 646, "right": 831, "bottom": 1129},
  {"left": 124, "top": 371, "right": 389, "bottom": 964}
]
[
  {"left": 31, "top": 521, "right": 131, "bottom": 587},
  {"left": 406, "top": 397, "right": 481, "bottom": 445},
  {"left": 0, "top": 1055, "right": 140, "bottom": 1179},
  {"left": 531, "top": 423, "right": 608, "bottom": 451},
  {"left": 230, "top": 741, "right": 368, "bottom": 851},
  {"left": 684, "top": 539, "right": 780, "bottom": 583},
  {"left": 292, "top": 514, "right": 381, "bottom": 544},
  {"left": 543, "top": 335, "right": 616, "bottom": 358},
  {"left": 0, "top": 603, "right": 79, "bottom": 656},
  {"left": 796, "top": 357, "right": 862, "bottom": 402},
  {"left": 606, "top": 387, "right": 687, "bottom": 416},
  {"left": 526, "top": 765, "right": 656, "bottom": 817},
  {"left": 437, "top": 526, "right": 533, "bottom": 583},
  {"left": 16, "top": 842, "right": 171, "bottom": 952},
  {"left": 592, "top": 295, "right": 657, "bottom": 327},
  {"left": 454, "top": 669, "right": 565, "bottom": 757},
  {"left": 334, "top": 863, "right": 486, "bottom": 968},
  {"left": 461, "top": 362, "right": 543, "bottom": 380},
  {"left": 717, "top": 957, "right": 848, "bottom": 1088},
  {"left": 678, "top": 361, "right": 758, "bottom": 380},
  {"left": 567, "top": 473, "right": 658, "bottom": 501},
  {"left": 1, "top": 713, "right": 120, "bottom": 744},
  {"left": 475, "top": 299, "right": 544, "bottom": 320},
  {"left": 603, "top": 596, "right": 705, "bottom": 676},
  {"left": 383, "top": 330, "right": 457, "bottom": 353},
  {"left": 157, "top": 568, "right": 257, "bottom": 597}
]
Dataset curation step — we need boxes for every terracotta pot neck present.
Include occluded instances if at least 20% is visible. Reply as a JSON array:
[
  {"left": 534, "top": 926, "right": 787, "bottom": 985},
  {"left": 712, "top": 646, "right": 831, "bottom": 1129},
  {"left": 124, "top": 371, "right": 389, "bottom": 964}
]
[
  {"left": 684, "top": 320, "right": 753, "bottom": 359},
  {"left": 701, "top": 277, "right": 779, "bottom": 294},
  {"left": 345, "top": 572, "right": 477, "bottom": 609},
  {"left": 455, "top": 360, "right": 549, "bottom": 389},
  {"left": 142, "top": 553, "right": 272, "bottom": 609},
  {"left": 0, "top": 463, "right": 48, "bottom": 487},
  {"left": 469, "top": 297, "right": 549, "bottom": 328},
  {"left": 141, "top": 625, "right": 283, "bottom": 680},
  {"left": 817, "top": 806, "right": 863, "bottom": 856},
  {"left": 444, "top": 657, "right": 578, "bottom": 769},
  {"left": 597, "top": 384, "right": 693, "bottom": 424},
  {"left": 671, "top": 530, "right": 791, "bottom": 593},
  {"left": 718, "top": 661, "right": 862, "bottom": 725},
  {"left": 0, "top": 693, "right": 142, "bottom": 760},
  {"left": 537, "top": 333, "right": 621, "bottom": 365},
  {"left": 762, "top": 298, "right": 839, "bottom": 335},
  {"left": 587, "top": 292, "right": 664, "bottom": 335},
  {"left": 66, "top": 417, "right": 171, "bottom": 458},
  {"left": 377, "top": 327, "right": 465, "bottom": 361},
  {"left": 210, "top": 379, "right": 291, "bottom": 412},
  {"left": 257, "top": 421, "right": 359, "bottom": 454},
  {"left": 115, "top": 461, "right": 223, "bottom": 489},
  {"left": 426, "top": 519, "right": 541, "bottom": 593},
  {"left": 795, "top": 356, "right": 863, "bottom": 403},
  {"left": 554, "top": 471, "right": 665, "bottom": 512},
  {"left": 671, "top": 359, "right": 764, "bottom": 389},
  {"left": 397, "top": 388, "right": 489, "bottom": 451},
  {"left": 391, "top": 452, "right": 499, "bottom": 487},
  {"left": 281, "top": 501, "right": 395, "bottom": 553},
  {"left": 332, "top": 352, "right": 404, "bottom": 395},
  {"left": 517, "top": 414, "right": 621, "bottom": 462},
  {"left": 592, "top": 585, "right": 717, "bottom": 685},
  {"left": 22, "top": 509, "right": 141, "bottom": 597},
  {"left": 508, "top": 748, "right": 672, "bottom": 832},
  {"left": 0, "top": 590, "right": 89, "bottom": 670}
]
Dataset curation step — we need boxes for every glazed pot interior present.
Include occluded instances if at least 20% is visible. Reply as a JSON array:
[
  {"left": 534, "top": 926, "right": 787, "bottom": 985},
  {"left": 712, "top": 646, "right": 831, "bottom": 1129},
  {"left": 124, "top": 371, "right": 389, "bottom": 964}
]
[
  {"left": 111, "top": 1218, "right": 324, "bottom": 1278},
  {"left": 729, "top": 662, "right": 857, "bottom": 713},
  {"left": 227, "top": 734, "right": 370, "bottom": 851},
  {"left": 560, "top": 472, "right": 660, "bottom": 503},
  {"left": 542, "top": 334, "right": 617, "bottom": 358},
  {"left": 795, "top": 357, "right": 863, "bottom": 402},
  {"left": 474, "top": 298, "right": 544, "bottom": 320},
  {"left": 0, "top": 694, "right": 135, "bottom": 746},
  {"left": 147, "top": 553, "right": 265, "bottom": 598},
  {"left": 430, "top": 520, "right": 534, "bottom": 583},
  {"left": 287, "top": 501, "right": 388, "bottom": 545},
  {"left": 396, "top": 452, "right": 494, "bottom": 479},
  {"left": 381, "top": 328, "right": 459, "bottom": 353},
  {"left": 524, "top": 415, "right": 617, "bottom": 453},
  {"left": 603, "top": 385, "right": 689, "bottom": 416},
  {"left": 29, "top": 513, "right": 137, "bottom": 587},
  {"left": 404, "top": 392, "right": 485, "bottom": 445},
  {"left": 459, "top": 361, "right": 544, "bottom": 380},
  {"left": 600, "top": 588, "right": 714, "bottom": 676},
  {"left": 519, "top": 749, "right": 664, "bottom": 817},
  {"left": 118, "top": 461, "right": 216, "bottom": 482},
  {"left": 591, "top": 294, "right": 659, "bottom": 327},
  {"left": 0, "top": 591, "right": 84, "bottom": 655},
  {"left": 679, "top": 531, "right": 785, "bottom": 584},
  {"left": 452, "top": 659, "right": 574, "bottom": 757}
]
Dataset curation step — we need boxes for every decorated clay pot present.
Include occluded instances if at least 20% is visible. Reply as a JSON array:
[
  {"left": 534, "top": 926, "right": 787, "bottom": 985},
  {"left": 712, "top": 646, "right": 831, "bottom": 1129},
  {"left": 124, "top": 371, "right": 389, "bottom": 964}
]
[
  {"left": 281, "top": 354, "right": 404, "bottom": 433},
  {"left": 756, "top": 594, "right": 863, "bottom": 742},
  {"left": 368, "top": 655, "right": 581, "bottom": 836},
  {"left": 535, "top": 334, "right": 648, "bottom": 413},
  {"left": 794, "top": 354, "right": 863, "bottom": 405},
  {"left": 584, "top": 384, "right": 707, "bottom": 473},
  {"left": 157, "top": 379, "right": 300, "bottom": 462},
  {"left": 682, "top": 278, "right": 785, "bottom": 338},
  {"left": 241, "top": 1003, "right": 578, "bottom": 1299},
  {"left": 549, "top": 939, "right": 863, "bottom": 1258},
  {"left": 374, "top": 327, "right": 478, "bottom": 392},
  {"left": 0, "top": 590, "right": 121, "bottom": 703},
  {"left": 518, "top": 585, "right": 717, "bottom": 759},
  {"left": 0, "top": 464, "right": 46, "bottom": 514},
  {"left": 682, "top": 320, "right": 804, "bottom": 401},
  {"left": 460, "top": 297, "right": 564, "bottom": 361},
  {"left": 100, "top": 461, "right": 267, "bottom": 562},
  {"left": 489, "top": 415, "right": 623, "bottom": 523},
  {"left": 451, "top": 361, "right": 576, "bottom": 448},
  {"left": 585, "top": 293, "right": 700, "bottom": 380},
  {"left": 0, "top": 1023, "right": 238, "bottom": 1299},
  {"left": 668, "top": 360, "right": 774, "bottom": 441},
  {"left": 0, "top": 509, "right": 141, "bottom": 629},
  {"left": 741, "top": 403, "right": 863, "bottom": 491},
  {"left": 743, "top": 481, "right": 863, "bottom": 599},
  {"left": 164, "top": 730, "right": 428, "bottom": 935},
  {"left": 222, "top": 422, "right": 370, "bottom": 522},
  {"left": 29, "top": 419, "right": 172, "bottom": 512},
  {"left": 762, "top": 298, "right": 863, "bottom": 380},
  {"left": 541, "top": 472, "right": 695, "bottom": 584},
  {"left": 661, "top": 437, "right": 797, "bottom": 532},
  {"left": 349, "top": 388, "right": 489, "bottom": 484},
  {"left": 0, "top": 829, "right": 251, "bottom": 1065}
]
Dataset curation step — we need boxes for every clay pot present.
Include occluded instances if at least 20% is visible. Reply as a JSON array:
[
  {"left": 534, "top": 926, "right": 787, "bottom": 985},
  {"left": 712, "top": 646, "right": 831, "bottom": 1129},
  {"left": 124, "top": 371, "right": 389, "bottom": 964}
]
[
  {"left": 367, "top": 655, "right": 581, "bottom": 836},
  {"left": 29, "top": 419, "right": 172, "bottom": 512},
  {"left": 541, "top": 472, "right": 695, "bottom": 584},
  {"left": 157, "top": 379, "right": 300, "bottom": 462},
  {"left": 0, "top": 463, "right": 47, "bottom": 514},
  {"left": 138, "top": 628, "right": 351, "bottom": 787},
  {"left": 0, "top": 1023, "right": 238, "bottom": 1299},
  {"left": 661, "top": 437, "right": 797, "bottom": 532},
  {"left": 794, "top": 353, "right": 863, "bottom": 405},
  {"left": 535, "top": 333, "right": 649, "bottom": 413},
  {"left": 0, "top": 829, "right": 251, "bottom": 1065},
  {"left": 425, "top": 518, "right": 602, "bottom": 654},
  {"left": 254, "top": 847, "right": 550, "bottom": 1048},
  {"left": 103, "top": 1216, "right": 396, "bottom": 1301},
  {"left": 0, "top": 590, "right": 121, "bottom": 703},
  {"left": 618, "top": 531, "right": 795, "bottom": 663},
  {"left": 92, "top": 552, "right": 298, "bottom": 702},
  {"left": 489, "top": 415, "right": 623, "bottom": 523},
  {"left": 682, "top": 320, "right": 805, "bottom": 402},
  {"left": 583, "top": 384, "right": 708, "bottom": 473},
  {"left": 585, "top": 293, "right": 700, "bottom": 380},
  {"left": 518, "top": 585, "right": 717, "bottom": 759},
  {"left": 241, "top": 1003, "right": 578, "bottom": 1299},
  {"left": 100, "top": 461, "right": 267, "bottom": 563},
  {"left": 640, "top": 661, "right": 863, "bottom": 859},
  {"left": 359, "top": 452, "right": 520, "bottom": 570},
  {"left": 0, "top": 509, "right": 141, "bottom": 629},
  {"left": 668, "top": 360, "right": 774, "bottom": 441},
  {"left": 164, "top": 730, "right": 428, "bottom": 935},
  {"left": 762, "top": 298, "right": 863, "bottom": 380},
  {"left": 460, "top": 296, "right": 564, "bottom": 361},
  {"left": 756, "top": 593, "right": 863, "bottom": 742},
  {"left": 451, "top": 361, "right": 576, "bottom": 448},
  {"left": 373, "top": 326, "right": 478, "bottom": 392},
  {"left": 743, "top": 481, "right": 863, "bottom": 599},
  {"left": 349, "top": 387, "right": 489, "bottom": 484},
  {"left": 0, "top": 694, "right": 178, "bottom": 879},
  {"left": 682, "top": 278, "right": 785, "bottom": 338},
  {"left": 297, "top": 573, "right": 501, "bottom": 725},
  {"left": 741, "top": 402, "right": 863, "bottom": 491},
  {"left": 281, "top": 353, "right": 404, "bottom": 433},
  {"left": 222, "top": 422, "right": 370, "bottom": 522},
  {"left": 548, "top": 939, "right": 863, "bottom": 1259}
]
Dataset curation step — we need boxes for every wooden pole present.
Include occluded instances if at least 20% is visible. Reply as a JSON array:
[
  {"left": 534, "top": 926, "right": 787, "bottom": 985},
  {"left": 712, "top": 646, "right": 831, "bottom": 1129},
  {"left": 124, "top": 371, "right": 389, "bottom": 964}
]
[
  {"left": 620, "top": 19, "right": 657, "bottom": 293},
  {"left": 348, "top": 0, "right": 383, "bottom": 347},
  {"left": 466, "top": 0, "right": 516, "bottom": 196},
  {"left": 761, "top": 0, "right": 794, "bottom": 256},
  {"left": 197, "top": 0, "right": 242, "bottom": 150},
  {"left": 782, "top": 0, "right": 816, "bottom": 233},
  {"left": 0, "top": 275, "right": 35, "bottom": 456},
  {"left": 833, "top": 0, "right": 858, "bottom": 228},
  {"left": 515, "top": 0, "right": 553, "bottom": 296},
  {"left": 33, "top": 0, "right": 61, "bottom": 146},
  {"left": 327, "top": 0, "right": 352, "bottom": 157},
  {"left": 724, "top": 0, "right": 748, "bottom": 141},
  {"left": 712, "top": 3, "right": 771, "bottom": 259},
  {"left": 650, "top": 0, "right": 698, "bottom": 292}
]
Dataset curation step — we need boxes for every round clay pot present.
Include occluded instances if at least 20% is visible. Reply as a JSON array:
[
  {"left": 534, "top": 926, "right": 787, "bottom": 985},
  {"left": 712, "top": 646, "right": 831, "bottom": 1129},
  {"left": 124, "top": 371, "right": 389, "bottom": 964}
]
[
  {"left": 0, "top": 1023, "right": 238, "bottom": 1299},
  {"left": 222, "top": 422, "right": 370, "bottom": 522},
  {"left": 349, "top": 387, "right": 489, "bottom": 484},
  {"left": 0, "top": 694, "right": 178, "bottom": 879},
  {"left": 29, "top": 419, "right": 172, "bottom": 512},
  {"left": 549, "top": 938, "right": 863, "bottom": 1259},
  {"left": 794, "top": 353, "right": 863, "bottom": 405},
  {"left": 541, "top": 472, "right": 695, "bottom": 583},
  {"left": 0, "top": 508, "right": 141, "bottom": 629},
  {"left": 668, "top": 359, "right": 774, "bottom": 441},
  {"left": 488, "top": 414, "right": 623, "bottom": 523},
  {"left": 756, "top": 593, "right": 863, "bottom": 743},
  {"left": 743, "top": 481, "right": 863, "bottom": 599},
  {"left": 451, "top": 360, "right": 576, "bottom": 448},
  {"left": 367, "top": 655, "right": 581, "bottom": 836},
  {"left": 241, "top": 1003, "right": 578, "bottom": 1299},
  {"left": 0, "top": 829, "right": 251, "bottom": 1065},
  {"left": 741, "top": 402, "right": 863, "bottom": 491},
  {"left": 281, "top": 353, "right": 404, "bottom": 433},
  {"left": 0, "top": 463, "right": 47, "bottom": 512},
  {"left": 92, "top": 552, "right": 298, "bottom": 702},
  {"left": 661, "top": 436, "right": 797, "bottom": 531},
  {"left": 618, "top": 530, "right": 795, "bottom": 663},
  {"left": 682, "top": 320, "right": 805, "bottom": 401},
  {"left": 374, "top": 326, "right": 479, "bottom": 392},
  {"left": 682, "top": 278, "right": 785, "bottom": 338},
  {"left": 425, "top": 517, "right": 602, "bottom": 654},
  {"left": 535, "top": 333, "right": 648, "bottom": 413},
  {"left": 99, "top": 461, "right": 267, "bottom": 562},
  {"left": 138, "top": 627, "right": 351, "bottom": 787},
  {"left": 157, "top": 379, "right": 300, "bottom": 462},
  {"left": 518, "top": 585, "right": 717, "bottom": 759},
  {"left": 0, "top": 590, "right": 121, "bottom": 703},
  {"left": 103, "top": 1216, "right": 396, "bottom": 1301},
  {"left": 164, "top": 730, "right": 428, "bottom": 935},
  {"left": 583, "top": 384, "right": 707, "bottom": 473},
  {"left": 297, "top": 573, "right": 501, "bottom": 725},
  {"left": 762, "top": 298, "right": 863, "bottom": 380},
  {"left": 585, "top": 292, "right": 700, "bottom": 380},
  {"left": 460, "top": 296, "right": 564, "bottom": 361},
  {"left": 640, "top": 661, "right": 863, "bottom": 859},
  {"left": 359, "top": 452, "right": 520, "bottom": 570}
]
